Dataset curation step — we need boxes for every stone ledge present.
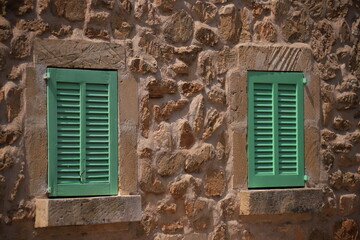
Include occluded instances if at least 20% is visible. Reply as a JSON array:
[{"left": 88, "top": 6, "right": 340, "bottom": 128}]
[
  {"left": 35, "top": 195, "right": 141, "bottom": 228},
  {"left": 239, "top": 188, "right": 323, "bottom": 216}
]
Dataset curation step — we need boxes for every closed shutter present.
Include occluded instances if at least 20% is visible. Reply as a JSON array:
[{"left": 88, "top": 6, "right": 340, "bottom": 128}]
[
  {"left": 247, "top": 71, "right": 304, "bottom": 188},
  {"left": 47, "top": 68, "right": 118, "bottom": 197}
]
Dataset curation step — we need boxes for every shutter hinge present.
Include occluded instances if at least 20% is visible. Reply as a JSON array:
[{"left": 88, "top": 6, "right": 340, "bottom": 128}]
[
  {"left": 304, "top": 175, "right": 309, "bottom": 181},
  {"left": 44, "top": 72, "right": 50, "bottom": 82},
  {"left": 47, "top": 187, "right": 52, "bottom": 194},
  {"left": 302, "top": 78, "right": 308, "bottom": 84}
]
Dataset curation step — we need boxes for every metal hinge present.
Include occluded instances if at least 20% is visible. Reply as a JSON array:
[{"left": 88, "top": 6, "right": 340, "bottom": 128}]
[
  {"left": 302, "top": 78, "right": 308, "bottom": 84},
  {"left": 47, "top": 187, "right": 52, "bottom": 194},
  {"left": 304, "top": 175, "right": 309, "bottom": 181}
]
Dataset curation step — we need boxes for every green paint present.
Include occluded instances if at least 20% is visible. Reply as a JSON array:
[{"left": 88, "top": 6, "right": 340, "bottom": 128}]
[
  {"left": 47, "top": 68, "right": 118, "bottom": 197},
  {"left": 247, "top": 71, "right": 305, "bottom": 188}
]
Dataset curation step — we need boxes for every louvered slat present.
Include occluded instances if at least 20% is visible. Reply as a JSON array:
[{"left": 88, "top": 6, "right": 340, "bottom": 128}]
[
  {"left": 253, "top": 83, "right": 274, "bottom": 175},
  {"left": 85, "top": 83, "right": 110, "bottom": 183},
  {"left": 278, "top": 84, "right": 298, "bottom": 174},
  {"left": 56, "top": 82, "right": 81, "bottom": 184}
]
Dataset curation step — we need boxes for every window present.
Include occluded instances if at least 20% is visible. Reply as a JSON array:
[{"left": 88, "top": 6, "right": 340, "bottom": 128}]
[
  {"left": 46, "top": 68, "right": 118, "bottom": 197},
  {"left": 247, "top": 71, "right": 305, "bottom": 188}
]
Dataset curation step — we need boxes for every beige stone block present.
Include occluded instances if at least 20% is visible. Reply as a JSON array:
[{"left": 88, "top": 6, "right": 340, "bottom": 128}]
[
  {"left": 118, "top": 72, "right": 138, "bottom": 123},
  {"left": 25, "top": 67, "right": 48, "bottom": 197},
  {"left": 231, "top": 123, "right": 247, "bottom": 189},
  {"left": 239, "top": 188, "right": 323, "bottom": 215},
  {"left": 34, "top": 39, "right": 126, "bottom": 70},
  {"left": 184, "top": 233, "right": 208, "bottom": 240},
  {"left": 35, "top": 195, "right": 141, "bottom": 228},
  {"left": 119, "top": 124, "right": 138, "bottom": 195},
  {"left": 305, "top": 125, "right": 321, "bottom": 184}
]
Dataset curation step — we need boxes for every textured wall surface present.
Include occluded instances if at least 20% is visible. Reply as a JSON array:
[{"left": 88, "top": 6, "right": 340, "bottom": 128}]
[{"left": 0, "top": 0, "right": 360, "bottom": 239}]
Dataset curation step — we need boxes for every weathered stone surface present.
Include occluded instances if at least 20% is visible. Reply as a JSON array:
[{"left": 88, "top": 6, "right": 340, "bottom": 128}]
[
  {"left": 153, "top": 122, "right": 173, "bottom": 151},
  {"left": 179, "top": 82, "right": 204, "bottom": 97},
  {"left": 156, "top": 151, "right": 185, "bottom": 176},
  {"left": 332, "top": 141, "right": 352, "bottom": 153},
  {"left": 174, "top": 45, "right": 202, "bottom": 65},
  {"left": 16, "top": 19, "right": 49, "bottom": 35},
  {"left": 329, "top": 170, "right": 343, "bottom": 190},
  {"left": 162, "top": 220, "right": 184, "bottom": 234},
  {"left": 336, "top": 92, "right": 359, "bottom": 110},
  {"left": 163, "top": 10, "right": 194, "bottom": 44},
  {"left": 333, "top": 219, "right": 359, "bottom": 240},
  {"left": 321, "top": 150, "right": 334, "bottom": 171},
  {"left": 154, "top": 0, "right": 175, "bottom": 13},
  {"left": 333, "top": 116, "right": 352, "bottom": 131},
  {"left": 254, "top": 20, "right": 277, "bottom": 42},
  {"left": 5, "top": 85, "right": 22, "bottom": 123},
  {"left": 184, "top": 197, "right": 209, "bottom": 218},
  {"left": 239, "top": 189, "right": 323, "bottom": 215},
  {"left": 139, "top": 33, "right": 174, "bottom": 61},
  {"left": 185, "top": 143, "right": 215, "bottom": 172},
  {"left": 220, "top": 195, "right": 238, "bottom": 217},
  {"left": 91, "top": 0, "right": 115, "bottom": 10},
  {"left": 111, "top": 12, "right": 134, "bottom": 39},
  {"left": 140, "top": 95, "right": 150, "bottom": 138},
  {"left": 140, "top": 159, "right": 166, "bottom": 194},
  {"left": 50, "top": 24, "right": 73, "bottom": 37},
  {"left": 217, "top": 46, "right": 236, "bottom": 75},
  {"left": 157, "top": 202, "right": 177, "bottom": 214},
  {"left": 198, "top": 51, "right": 217, "bottom": 85},
  {"left": 177, "top": 120, "right": 195, "bottom": 149},
  {"left": 219, "top": 4, "right": 241, "bottom": 44},
  {"left": 0, "top": 42, "right": 7, "bottom": 70},
  {"left": 195, "top": 27, "right": 219, "bottom": 46},
  {"left": 147, "top": 77, "right": 177, "bottom": 98},
  {"left": 10, "top": 32, "right": 32, "bottom": 59},
  {"left": 192, "top": 0, "right": 217, "bottom": 23},
  {"left": 34, "top": 39, "right": 126, "bottom": 70},
  {"left": 204, "top": 168, "right": 225, "bottom": 197},
  {"left": 153, "top": 99, "right": 188, "bottom": 122},
  {"left": 300, "top": 0, "right": 324, "bottom": 19},
  {"left": 203, "top": 109, "right": 224, "bottom": 139},
  {"left": 343, "top": 172, "right": 360, "bottom": 192},
  {"left": 282, "top": 10, "right": 311, "bottom": 42},
  {"left": 211, "top": 224, "right": 227, "bottom": 240},
  {"left": 85, "top": 11, "right": 110, "bottom": 39},
  {"left": 129, "top": 56, "right": 157, "bottom": 74},
  {"left": 142, "top": 210, "right": 158, "bottom": 235},
  {"left": 340, "top": 194, "right": 358, "bottom": 216},
  {"left": 8, "top": 0, "right": 33, "bottom": 15},
  {"left": 171, "top": 59, "right": 189, "bottom": 75},
  {"left": 0, "top": 16, "right": 10, "bottom": 41},
  {"left": 311, "top": 21, "right": 335, "bottom": 61},
  {"left": 35, "top": 196, "right": 142, "bottom": 227},
  {"left": 169, "top": 174, "right": 200, "bottom": 199},
  {"left": 207, "top": 86, "right": 226, "bottom": 105},
  {"left": 337, "top": 75, "right": 359, "bottom": 93},
  {"left": 318, "top": 54, "right": 339, "bottom": 81},
  {"left": 188, "top": 94, "right": 205, "bottom": 134},
  {"left": 51, "top": 0, "right": 86, "bottom": 21}
]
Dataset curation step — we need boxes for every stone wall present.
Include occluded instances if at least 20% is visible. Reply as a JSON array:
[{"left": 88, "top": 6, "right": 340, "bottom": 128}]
[{"left": 0, "top": 0, "right": 359, "bottom": 239}]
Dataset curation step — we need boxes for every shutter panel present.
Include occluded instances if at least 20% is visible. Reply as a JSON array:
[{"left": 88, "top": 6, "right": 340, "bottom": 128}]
[
  {"left": 85, "top": 83, "right": 111, "bottom": 183},
  {"left": 248, "top": 71, "right": 304, "bottom": 188},
  {"left": 47, "top": 68, "right": 118, "bottom": 197}
]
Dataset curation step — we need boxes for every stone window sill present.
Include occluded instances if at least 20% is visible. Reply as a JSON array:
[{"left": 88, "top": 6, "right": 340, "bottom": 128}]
[
  {"left": 35, "top": 195, "right": 141, "bottom": 228},
  {"left": 239, "top": 188, "right": 323, "bottom": 216}
]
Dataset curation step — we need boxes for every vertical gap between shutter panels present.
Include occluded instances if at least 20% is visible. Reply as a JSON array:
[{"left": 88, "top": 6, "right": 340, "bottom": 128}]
[{"left": 80, "top": 82, "right": 86, "bottom": 183}]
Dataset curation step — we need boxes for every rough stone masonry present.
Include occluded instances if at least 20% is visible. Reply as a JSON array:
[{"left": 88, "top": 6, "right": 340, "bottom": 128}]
[{"left": 0, "top": 0, "right": 360, "bottom": 239}]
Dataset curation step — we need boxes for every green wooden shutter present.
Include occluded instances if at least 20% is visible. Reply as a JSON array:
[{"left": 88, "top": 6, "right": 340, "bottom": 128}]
[
  {"left": 47, "top": 68, "right": 118, "bottom": 197},
  {"left": 247, "top": 71, "right": 304, "bottom": 188}
]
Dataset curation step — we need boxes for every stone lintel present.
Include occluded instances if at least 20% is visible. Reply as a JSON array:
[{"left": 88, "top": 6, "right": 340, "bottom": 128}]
[
  {"left": 239, "top": 188, "right": 323, "bottom": 216},
  {"left": 34, "top": 39, "right": 126, "bottom": 70},
  {"left": 35, "top": 195, "right": 141, "bottom": 228}
]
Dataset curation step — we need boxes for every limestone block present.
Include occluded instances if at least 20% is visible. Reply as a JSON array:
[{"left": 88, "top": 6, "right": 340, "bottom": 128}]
[
  {"left": 239, "top": 188, "right": 323, "bottom": 215},
  {"left": 34, "top": 39, "right": 126, "bottom": 70},
  {"left": 35, "top": 195, "right": 142, "bottom": 228}
]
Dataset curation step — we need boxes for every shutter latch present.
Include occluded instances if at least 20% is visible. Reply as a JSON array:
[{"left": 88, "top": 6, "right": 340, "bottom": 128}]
[{"left": 302, "top": 78, "right": 308, "bottom": 84}]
